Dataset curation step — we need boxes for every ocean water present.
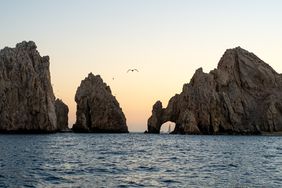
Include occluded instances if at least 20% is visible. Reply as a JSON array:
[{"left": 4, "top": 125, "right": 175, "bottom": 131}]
[{"left": 1, "top": 133, "right": 282, "bottom": 187}]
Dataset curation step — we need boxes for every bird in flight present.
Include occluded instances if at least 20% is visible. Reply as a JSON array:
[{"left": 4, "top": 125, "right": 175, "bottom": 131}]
[{"left": 127, "top": 69, "right": 139, "bottom": 73}]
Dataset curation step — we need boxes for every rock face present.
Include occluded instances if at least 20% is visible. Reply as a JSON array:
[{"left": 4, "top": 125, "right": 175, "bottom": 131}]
[
  {"left": 55, "top": 99, "right": 69, "bottom": 131},
  {"left": 72, "top": 73, "right": 128, "bottom": 133},
  {"left": 147, "top": 47, "right": 282, "bottom": 135},
  {"left": 0, "top": 41, "right": 58, "bottom": 133}
]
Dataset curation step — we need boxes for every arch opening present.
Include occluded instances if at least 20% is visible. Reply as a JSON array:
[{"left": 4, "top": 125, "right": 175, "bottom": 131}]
[{"left": 160, "top": 121, "right": 176, "bottom": 134}]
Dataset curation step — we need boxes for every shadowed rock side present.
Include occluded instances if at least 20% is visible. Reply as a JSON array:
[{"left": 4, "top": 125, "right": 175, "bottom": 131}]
[
  {"left": 55, "top": 99, "right": 69, "bottom": 132},
  {"left": 72, "top": 73, "right": 128, "bottom": 133},
  {"left": 147, "top": 47, "right": 282, "bottom": 135},
  {"left": 0, "top": 41, "right": 58, "bottom": 133}
]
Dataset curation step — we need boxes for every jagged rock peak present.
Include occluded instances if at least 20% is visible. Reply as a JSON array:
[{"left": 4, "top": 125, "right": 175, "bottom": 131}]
[
  {"left": 217, "top": 46, "right": 277, "bottom": 74},
  {"left": 75, "top": 73, "right": 112, "bottom": 101},
  {"left": 0, "top": 41, "right": 57, "bottom": 133},
  {"left": 0, "top": 41, "right": 36, "bottom": 53},
  {"left": 15, "top": 41, "right": 37, "bottom": 50},
  {"left": 73, "top": 73, "right": 128, "bottom": 133},
  {"left": 147, "top": 47, "right": 282, "bottom": 135},
  {"left": 222, "top": 46, "right": 255, "bottom": 56}
]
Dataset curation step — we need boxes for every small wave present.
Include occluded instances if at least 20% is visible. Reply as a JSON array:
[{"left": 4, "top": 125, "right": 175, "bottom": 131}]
[
  {"left": 44, "top": 175, "right": 66, "bottom": 183},
  {"left": 23, "top": 184, "right": 36, "bottom": 188},
  {"left": 228, "top": 164, "right": 238, "bottom": 168},
  {"left": 263, "top": 154, "right": 276, "bottom": 159},
  {"left": 117, "top": 182, "right": 145, "bottom": 188},
  {"left": 165, "top": 169, "right": 174, "bottom": 173},
  {"left": 162, "top": 179, "right": 180, "bottom": 184},
  {"left": 137, "top": 166, "right": 159, "bottom": 172}
]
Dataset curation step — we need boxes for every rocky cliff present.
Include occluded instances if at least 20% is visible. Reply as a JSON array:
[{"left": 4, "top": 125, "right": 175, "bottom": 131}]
[
  {"left": 55, "top": 99, "right": 69, "bottom": 131},
  {"left": 147, "top": 47, "right": 282, "bottom": 135},
  {"left": 0, "top": 41, "right": 58, "bottom": 133},
  {"left": 72, "top": 73, "right": 128, "bottom": 133}
]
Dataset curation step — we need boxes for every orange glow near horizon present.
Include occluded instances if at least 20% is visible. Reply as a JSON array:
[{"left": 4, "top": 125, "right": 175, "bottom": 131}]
[{"left": 50, "top": 44, "right": 282, "bottom": 132}]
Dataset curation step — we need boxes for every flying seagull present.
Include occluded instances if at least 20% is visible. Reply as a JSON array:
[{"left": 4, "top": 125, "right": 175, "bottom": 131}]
[{"left": 127, "top": 69, "right": 139, "bottom": 73}]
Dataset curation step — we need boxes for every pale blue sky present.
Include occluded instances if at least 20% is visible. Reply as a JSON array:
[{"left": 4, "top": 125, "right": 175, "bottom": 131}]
[{"left": 1, "top": 0, "right": 282, "bottom": 131}]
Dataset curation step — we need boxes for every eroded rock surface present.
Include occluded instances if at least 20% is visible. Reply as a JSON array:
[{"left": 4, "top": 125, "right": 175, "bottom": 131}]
[
  {"left": 147, "top": 47, "right": 282, "bottom": 135},
  {"left": 72, "top": 73, "right": 128, "bottom": 133},
  {"left": 0, "top": 41, "right": 58, "bottom": 133},
  {"left": 55, "top": 99, "right": 69, "bottom": 131}
]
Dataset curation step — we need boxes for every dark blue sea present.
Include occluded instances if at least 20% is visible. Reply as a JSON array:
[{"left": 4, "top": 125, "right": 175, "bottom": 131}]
[{"left": 1, "top": 133, "right": 282, "bottom": 187}]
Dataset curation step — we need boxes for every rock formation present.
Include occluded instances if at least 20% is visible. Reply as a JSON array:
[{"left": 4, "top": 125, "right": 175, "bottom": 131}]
[
  {"left": 72, "top": 73, "right": 128, "bottom": 133},
  {"left": 0, "top": 41, "right": 59, "bottom": 133},
  {"left": 147, "top": 47, "right": 282, "bottom": 135},
  {"left": 55, "top": 99, "right": 69, "bottom": 131}
]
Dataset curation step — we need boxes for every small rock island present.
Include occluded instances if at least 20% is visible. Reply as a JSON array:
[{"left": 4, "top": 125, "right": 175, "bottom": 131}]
[
  {"left": 55, "top": 99, "right": 69, "bottom": 132},
  {"left": 147, "top": 47, "right": 282, "bottom": 135},
  {"left": 0, "top": 41, "right": 69, "bottom": 133},
  {"left": 72, "top": 73, "right": 128, "bottom": 133}
]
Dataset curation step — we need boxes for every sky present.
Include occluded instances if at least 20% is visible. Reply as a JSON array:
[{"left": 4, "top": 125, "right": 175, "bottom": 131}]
[{"left": 0, "top": 0, "right": 282, "bottom": 132}]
